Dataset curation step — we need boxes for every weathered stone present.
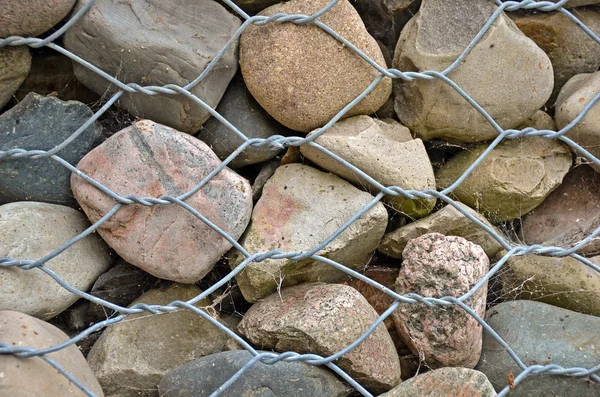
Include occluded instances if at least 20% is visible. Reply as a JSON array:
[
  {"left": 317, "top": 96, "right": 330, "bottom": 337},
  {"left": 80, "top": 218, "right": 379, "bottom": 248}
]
[
  {"left": 379, "top": 202, "right": 504, "bottom": 259},
  {"left": 64, "top": 0, "right": 240, "bottom": 133},
  {"left": 555, "top": 71, "right": 600, "bottom": 172},
  {"left": 0, "top": 202, "right": 111, "bottom": 320},
  {"left": 380, "top": 367, "right": 496, "bottom": 397},
  {"left": 551, "top": 0, "right": 600, "bottom": 7},
  {"left": 229, "top": 163, "right": 387, "bottom": 302},
  {"left": 300, "top": 115, "right": 436, "bottom": 217},
  {"left": 251, "top": 159, "right": 280, "bottom": 201},
  {"left": 435, "top": 137, "right": 572, "bottom": 222},
  {"left": 521, "top": 164, "right": 600, "bottom": 256},
  {"left": 476, "top": 301, "right": 600, "bottom": 396},
  {"left": 198, "top": 77, "right": 283, "bottom": 169},
  {"left": 230, "top": 0, "right": 280, "bottom": 14},
  {"left": 87, "top": 284, "right": 238, "bottom": 397},
  {"left": 0, "top": 0, "right": 76, "bottom": 37},
  {"left": 393, "top": 0, "right": 553, "bottom": 142},
  {"left": 512, "top": 9, "right": 600, "bottom": 107},
  {"left": 71, "top": 120, "right": 252, "bottom": 284},
  {"left": 517, "top": 109, "right": 556, "bottom": 131},
  {"left": 0, "top": 46, "right": 31, "bottom": 108},
  {"left": 158, "top": 350, "right": 350, "bottom": 396},
  {"left": 495, "top": 251, "right": 600, "bottom": 316},
  {"left": 239, "top": 0, "right": 391, "bottom": 132},
  {"left": 0, "top": 310, "right": 104, "bottom": 396},
  {"left": 238, "top": 283, "right": 402, "bottom": 393},
  {"left": 393, "top": 233, "right": 489, "bottom": 368},
  {"left": 0, "top": 93, "right": 103, "bottom": 206}
]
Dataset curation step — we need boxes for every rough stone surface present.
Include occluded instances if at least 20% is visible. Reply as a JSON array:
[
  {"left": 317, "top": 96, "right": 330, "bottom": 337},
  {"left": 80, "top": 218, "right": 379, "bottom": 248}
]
[
  {"left": 71, "top": 120, "right": 253, "bottom": 283},
  {"left": 238, "top": 283, "right": 402, "bottom": 393},
  {"left": 521, "top": 164, "right": 600, "bottom": 256},
  {"left": 87, "top": 284, "right": 238, "bottom": 397},
  {"left": 379, "top": 202, "right": 504, "bottom": 259},
  {"left": 229, "top": 163, "right": 387, "bottom": 302},
  {"left": 251, "top": 159, "right": 280, "bottom": 201},
  {"left": 512, "top": 9, "right": 600, "bottom": 107},
  {"left": 435, "top": 137, "right": 572, "bottom": 222},
  {"left": 0, "top": 46, "right": 31, "bottom": 108},
  {"left": 64, "top": 0, "right": 241, "bottom": 133},
  {"left": 496, "top": 251, "right": 600, "bottom": 317},
  {"left": 393, "top": 233, "right": 489, "bottom": 369},
  {"left": 553, "top": 0, "right": 600, "bottom": 7},
  {"left": 0, "top": 0, "right": 76, "bottom": 37},
  {"left": 198, "top": 77, "right": 283, "bottom": 169},
  {"left": 0, "top": 310, "right": 104, "bottom": 396},
  {"left": 393, "top": 0, "right": 553, "bottom": 142},
  {"left": 555, "top": 71, "right": 600, "bottom": 173},
  {"left": 239, "top": 0, "right": 391, "bottom": 132},
  {"left": 231, "top": 0, "right": 281, "bottom": 14},
  {"left": 0, "top": 202, "right": 111, "bottom": 320},
  {"left": 158, "top": 350, "right": 350, "bottom": 396},
  {"left": 300, "top": 115, "right": 436, "bottom": 217},
  {"left": 380, "top": 367, "right": 496, "bottom": 397},
  {"left": 476, "top": 301, "right": 600, "bottom": 396},
  {"left": 0, "top": 93, "right": 103, "bottom": 206}
]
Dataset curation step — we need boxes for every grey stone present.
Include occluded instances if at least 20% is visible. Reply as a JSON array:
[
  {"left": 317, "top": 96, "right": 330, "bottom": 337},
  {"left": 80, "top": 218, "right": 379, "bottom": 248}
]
[
  {"left": 228, "top": 163, "right": 387, "bottom": 303},
  {"left": 521, "top": 164, "right": 600, "bottom": 256},
  {"left": 87, "top": 284, "right": 238, "bottom": 397},
  {"left": 0, "top": 202, "right": 111, "bottom": 320},
  {"left": 435, "top": 137, "right": 572, "bottom": 222},
  {"left": 64, "top": 0, "right": 241, "bottom": 133},
  {"left": 476, "top": 301, "right": 600, "bottom": 396},
  {"left": 393, "top": 0, "right": 553, "bottom": 142},
  {"left": 0, "top": 310, "right": 104, "bottom": 397},
  {"left": 238, "top": 283, "right": 402, "bottom": 394},
  {"left": 393, "top": 233, "right": 489, "bottom": 369},
  {"left": 380, "top": 367, "right": 496, "bottom": 397},
  {"left": 300, "top": 115, "right": 436, "bottom": 218},
  {"left": 378, "top": 202, "right": 504, "bottom": 259},
  {"left": 251, "top": 159, "right": 280, "bottom": 201},
  {"left": 0, "top": 0, "right": 76, "bottom": 37},
  {"left": 158, "top": 350, "right": 350, "bottom": 397},
  {"left": 239, "top": 0, "right": 391, "bottom": 132},
  {"left": 0, "top": 93, "right": 103, "bottom": 206},
  {"left": 198, "top": 77, "right": 283, "bottom": 169},
  {"left": 0, "top": 46, "right": 31, "bottom": 108}
]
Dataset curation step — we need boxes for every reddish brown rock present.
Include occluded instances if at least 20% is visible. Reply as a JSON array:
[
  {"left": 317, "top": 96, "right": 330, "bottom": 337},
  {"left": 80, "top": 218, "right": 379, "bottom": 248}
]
[
  {"left": 71, "top": 120, "right": 252, "bottom": 283},
  {"left": 238, "top": 283, "right": 402, "bottom": 394},
  {"left": 393, "top": 233, "right": 489, "bottom": 369}
]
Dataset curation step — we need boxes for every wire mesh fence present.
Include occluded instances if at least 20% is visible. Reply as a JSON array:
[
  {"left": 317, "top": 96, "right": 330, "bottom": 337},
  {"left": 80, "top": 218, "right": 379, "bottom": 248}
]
[{"left": 1, "top": 0, "right": 600, "bottom": 396}]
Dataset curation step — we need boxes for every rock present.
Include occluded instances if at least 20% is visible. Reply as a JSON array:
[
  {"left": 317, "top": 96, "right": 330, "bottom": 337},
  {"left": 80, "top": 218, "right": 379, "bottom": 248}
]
[
  {"left": 379, "top": 202, "right": 504, "bottom": 259},
  {"left": 0, "top": 46, "right": 31, "bottom": 109},
  {"left": 495, "top": 251, "right": 600, "bottom": 316},
  {"left": 393, "top": 233, "right": 489, "bottom": 368},
  {"left": 158, "top": 350, "right": 350, "bottom": 396},
  {"left": 300, "top": 115, "right": 436, "bottom": 217},
  {"left": 476, "top": 301, "right": 600, "bottom": 396},
  {"left": 0, "top": 0, "right": 76, "bottom": 37},
  {"left": 13, "top": 53, "right": 100, "bottom": 104},
  {"left": 71, "top": 120, "right": 252, "bottom": 284},
  {"left": 555, "top": 71, "right": 600, "bottom": 172},
  {"left": 393, "top": 0, "right": 553, "bottom": 142},
  {"left": 198, "top": 77, "right": 283, "bottom": 169},
  {"left": 228, "top": 163, "right": 387, "bottom": 303},
  {"left": 517, "top": 109, "right": 556, "bottom": 131},
  {"left": 251, "top": 159, "right": 280, "bottom": 201},
  {"left": 0, "top": 310, "right": 104, "bottom": 396},
  {"left": 0, "top": 93, "right": 103, "bottom": 206},
  {"left": 239, "top": 0, "right": 391, "bottom": 132},
  {"left": 87, "top": 284, "right": 238, "bottom": 397},
  {"left": 380, "top": 367, "right": 496, "bottom": 397},
  {"left": 553, "top": 0, "right": 600, "bottom": 7},
  {"left": 435, "top": 137, "right": 572, "bottom": 222},
  {"left": 238, "top": 283, "right": 402, "bottom": 393},
  {"left": 0, "top": 202, "right": 111, "bottom": 320},
  {"left": 521, "top": 165, "right": 600, "bottom": 256},
  {"left": 512, "top": 9, "right": 600, "bottom": 107},
  {"left": 64, "top": 0, "right": 240, "bottom": 133},
  {"left": 230, "top": 0, "right": 280, "bottom": 14}
]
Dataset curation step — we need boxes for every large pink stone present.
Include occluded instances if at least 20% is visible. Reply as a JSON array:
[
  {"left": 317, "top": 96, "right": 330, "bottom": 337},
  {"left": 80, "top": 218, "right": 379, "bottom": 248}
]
[{"left": 71, "top": 120, "right": 252, "bottom": 283}]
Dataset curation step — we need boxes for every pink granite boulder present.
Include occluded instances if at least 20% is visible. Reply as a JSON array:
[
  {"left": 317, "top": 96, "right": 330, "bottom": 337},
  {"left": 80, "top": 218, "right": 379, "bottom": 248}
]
[
  {"left": 71, "top": 120, "right": 252, "bottom": 283},
  {"left": 393, "top": 233, "right": 489, "bottom": 368}
]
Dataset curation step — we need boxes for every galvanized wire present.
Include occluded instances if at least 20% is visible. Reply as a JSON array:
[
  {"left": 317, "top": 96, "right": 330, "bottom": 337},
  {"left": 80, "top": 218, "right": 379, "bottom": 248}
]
[{"left": 1, "top": 0, "right": 599, "bottom": 396}]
